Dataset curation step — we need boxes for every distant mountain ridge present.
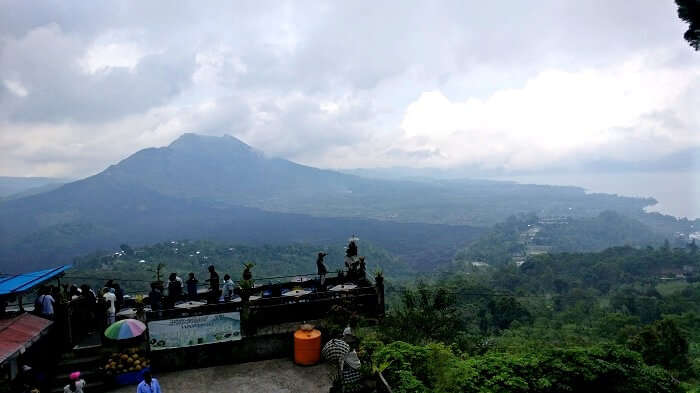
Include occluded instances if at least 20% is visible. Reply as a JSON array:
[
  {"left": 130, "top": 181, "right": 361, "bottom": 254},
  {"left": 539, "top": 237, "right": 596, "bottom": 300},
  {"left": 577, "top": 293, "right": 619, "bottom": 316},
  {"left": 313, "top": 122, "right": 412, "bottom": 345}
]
[
  {"left": 0, "top": 176, "right": 66, "bottom": 198},
  {"left": 0, "top": 133, "right": 680, "bottom": 273}
]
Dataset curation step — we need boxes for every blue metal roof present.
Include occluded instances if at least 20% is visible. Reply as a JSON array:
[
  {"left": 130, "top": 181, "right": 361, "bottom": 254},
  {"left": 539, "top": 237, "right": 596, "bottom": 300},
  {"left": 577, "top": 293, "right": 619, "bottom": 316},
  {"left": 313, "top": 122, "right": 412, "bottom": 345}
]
[{"left": 0, "top": 265, "right": 71, "bottom": 296}]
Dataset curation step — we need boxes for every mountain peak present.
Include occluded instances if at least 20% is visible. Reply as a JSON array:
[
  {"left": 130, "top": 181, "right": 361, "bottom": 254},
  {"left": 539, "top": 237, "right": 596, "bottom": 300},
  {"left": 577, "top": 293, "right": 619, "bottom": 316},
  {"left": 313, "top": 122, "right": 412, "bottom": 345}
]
[
  {"left": 169, "top": 133, "right": 251, "bottom": 149},
  {"left": 167, "top": 133, "right": 255, "bottom": 158}
]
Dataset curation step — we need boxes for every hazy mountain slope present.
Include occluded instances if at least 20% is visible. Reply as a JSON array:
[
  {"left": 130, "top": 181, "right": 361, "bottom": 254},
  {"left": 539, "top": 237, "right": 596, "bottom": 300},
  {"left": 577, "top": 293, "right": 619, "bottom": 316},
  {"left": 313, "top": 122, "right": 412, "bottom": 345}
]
[
  {"left": 0, "top": 133, "right": 664, "bottom": 272},
  {"left": 0, "top": 175, "right": 481, "bottom": 272},
  {"left": 88, "top": 134, "right": 654, "bottom": 226},
  {"left": 0, "top": 176, "right": 66, "bottom": 197}
]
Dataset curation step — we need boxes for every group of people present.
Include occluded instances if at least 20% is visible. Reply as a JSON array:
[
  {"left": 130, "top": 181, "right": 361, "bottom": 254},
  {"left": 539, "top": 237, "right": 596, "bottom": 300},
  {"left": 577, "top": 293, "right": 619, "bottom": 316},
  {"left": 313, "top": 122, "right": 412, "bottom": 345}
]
[
  {"left": 32, "top": 280, "right": 128, "bottom": 341},
  {"left": 147, "top": 265, "right": 226, "bottom": 310},
  {"left": 147, "top": 238, "right": 368, "bottom": 311}
]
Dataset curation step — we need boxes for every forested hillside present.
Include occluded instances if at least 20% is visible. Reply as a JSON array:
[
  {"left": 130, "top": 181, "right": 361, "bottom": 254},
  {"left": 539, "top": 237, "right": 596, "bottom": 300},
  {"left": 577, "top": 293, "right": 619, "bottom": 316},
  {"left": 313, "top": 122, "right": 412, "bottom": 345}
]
[
  {"left": 454, "top": 211, "right": 667, "bottom": 266},
  {"left": 361, "top": 243, "right": 700, "bottom": 392}
]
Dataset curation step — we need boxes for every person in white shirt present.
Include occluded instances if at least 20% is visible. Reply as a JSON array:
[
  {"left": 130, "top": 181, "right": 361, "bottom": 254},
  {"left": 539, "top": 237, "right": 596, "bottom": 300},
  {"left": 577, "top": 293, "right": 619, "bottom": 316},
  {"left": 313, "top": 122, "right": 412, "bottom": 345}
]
[
  {"left": 103, "top": 288, "right": 117, "bottom": 325},
  {"left": 35, "top": 287, "right": 55, "bottom": 318},
  {"left": 222, "top": 274, "right": 235, "bottom": 301}
]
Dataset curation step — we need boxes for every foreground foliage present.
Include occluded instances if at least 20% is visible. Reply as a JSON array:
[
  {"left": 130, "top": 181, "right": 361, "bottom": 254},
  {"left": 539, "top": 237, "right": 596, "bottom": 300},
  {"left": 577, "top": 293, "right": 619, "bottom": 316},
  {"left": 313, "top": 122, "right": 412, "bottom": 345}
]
[{"left": 371, "top": 341, "right": 681, "bottom": 393}]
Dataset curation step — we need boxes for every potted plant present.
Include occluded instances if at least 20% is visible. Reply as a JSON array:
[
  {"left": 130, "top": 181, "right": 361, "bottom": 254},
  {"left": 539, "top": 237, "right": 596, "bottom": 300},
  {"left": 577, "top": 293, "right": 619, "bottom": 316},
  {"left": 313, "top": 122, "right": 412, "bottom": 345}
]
[
  {"left": 242, "top": 262, "right": 255, "bottom": 281},
  {"left": 374, "top": 268, "right": 384, "bottom": 286},
  {"left": 148, "top": 263, "right": 166, "bottom": 290},
  {"left": 238, "top": 278, "right": 254, "bottom": 302}
]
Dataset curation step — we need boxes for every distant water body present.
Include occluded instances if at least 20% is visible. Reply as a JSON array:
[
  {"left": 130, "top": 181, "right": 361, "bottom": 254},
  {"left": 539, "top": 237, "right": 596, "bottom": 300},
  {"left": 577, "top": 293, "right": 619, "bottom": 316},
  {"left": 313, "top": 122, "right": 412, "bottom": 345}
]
[{"left": 490, "top": 171, "right": 700, "bottom": 220}]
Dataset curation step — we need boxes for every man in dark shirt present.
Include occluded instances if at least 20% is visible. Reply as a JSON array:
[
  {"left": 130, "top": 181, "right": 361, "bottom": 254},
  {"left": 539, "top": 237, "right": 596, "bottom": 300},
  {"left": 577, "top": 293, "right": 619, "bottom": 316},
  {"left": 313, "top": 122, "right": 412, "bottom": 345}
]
[
  {"left": 167, "top": 273, "right": 183, "bottom": 307},
  {"left": 186, "top": 272, "right": 198, "bottom": 301},
  {"left": 113, "top": 283, "right": 124, "bottom": 311},
  {"left": 149, "top": 283, "right": 162, "bottom": 311},
  {"left": 206, "top": 265, "right": 220, "bottom": 304}
]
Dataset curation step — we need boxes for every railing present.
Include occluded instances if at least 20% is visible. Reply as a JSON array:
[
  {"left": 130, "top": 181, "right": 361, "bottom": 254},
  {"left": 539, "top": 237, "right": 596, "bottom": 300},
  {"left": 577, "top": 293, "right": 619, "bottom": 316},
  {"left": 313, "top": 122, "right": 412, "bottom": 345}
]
[{"left": 145, "top": 280, "right": 383, "bottom": 336}]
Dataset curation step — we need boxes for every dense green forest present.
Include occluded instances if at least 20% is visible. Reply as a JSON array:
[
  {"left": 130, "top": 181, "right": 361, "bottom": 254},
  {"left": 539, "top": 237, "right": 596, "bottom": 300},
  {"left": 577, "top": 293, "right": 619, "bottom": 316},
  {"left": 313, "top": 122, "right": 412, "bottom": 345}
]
[{"left": 357, "top": 243, "right": 700, "bottom": 392}]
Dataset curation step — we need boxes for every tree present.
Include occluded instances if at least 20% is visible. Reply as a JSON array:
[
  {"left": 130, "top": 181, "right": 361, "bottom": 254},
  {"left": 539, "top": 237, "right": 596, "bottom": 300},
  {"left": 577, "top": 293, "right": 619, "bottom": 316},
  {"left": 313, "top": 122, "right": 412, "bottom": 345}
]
[
  {"left": 487, "top": 296, "right": 531, "bottom": 331},
  {"left": 628, "top": 318, "right": 690, "bottom": 373},
  {"left": 383, "top": 284, "right": 460, "bottom": 344},
  {"left": 676, "top": 0, "right": 700, "bottom": 50},
  {"left": 688, "top": 238, "right": 698, "bottom": 255}
]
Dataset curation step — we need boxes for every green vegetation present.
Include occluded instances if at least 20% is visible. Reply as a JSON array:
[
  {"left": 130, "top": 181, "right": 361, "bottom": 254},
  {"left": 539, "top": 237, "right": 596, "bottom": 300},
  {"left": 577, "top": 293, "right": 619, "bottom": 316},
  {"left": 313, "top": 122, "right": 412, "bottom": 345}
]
[
  {"left": 361, "top": 244, "right": 700, "bottom": 392},
  {"left": 455, "top": 211, "right": 667, "bottom": 267}
]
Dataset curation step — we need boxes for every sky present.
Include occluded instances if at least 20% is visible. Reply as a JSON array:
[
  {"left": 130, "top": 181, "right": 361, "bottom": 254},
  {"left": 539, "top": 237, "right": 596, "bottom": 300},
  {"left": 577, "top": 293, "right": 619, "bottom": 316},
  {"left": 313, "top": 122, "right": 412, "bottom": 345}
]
[{"left": 0, "top": 0, "right": 698, "bottom": 179}]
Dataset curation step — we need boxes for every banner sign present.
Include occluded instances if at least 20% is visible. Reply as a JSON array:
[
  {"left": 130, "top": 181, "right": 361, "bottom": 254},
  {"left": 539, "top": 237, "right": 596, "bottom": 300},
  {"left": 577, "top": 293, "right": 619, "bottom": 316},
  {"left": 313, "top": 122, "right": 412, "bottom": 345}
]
[{"left": 147, "top": 312, "right": 241, "bottom": 350}]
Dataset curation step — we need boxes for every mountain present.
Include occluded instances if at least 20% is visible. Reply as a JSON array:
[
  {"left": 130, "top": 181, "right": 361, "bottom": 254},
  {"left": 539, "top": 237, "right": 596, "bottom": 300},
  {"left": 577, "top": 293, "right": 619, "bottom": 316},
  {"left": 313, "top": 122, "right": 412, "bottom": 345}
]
[
  {"left": 0, "top": 133, "right": 669, "bottom": 273},
  {"left": 0, "top": 176, "right": 66, "bottom": 198},
  {"left": 0, "top": 134, "right": 483, "bottom": 272}
]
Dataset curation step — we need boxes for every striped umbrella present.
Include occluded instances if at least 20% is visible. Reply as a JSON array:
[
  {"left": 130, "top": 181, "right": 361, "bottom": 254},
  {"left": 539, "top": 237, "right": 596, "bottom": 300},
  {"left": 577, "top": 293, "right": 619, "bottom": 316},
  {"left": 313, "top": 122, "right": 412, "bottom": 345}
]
[{"left": 104, "top": 319, "right": 147, "bottom": 340}]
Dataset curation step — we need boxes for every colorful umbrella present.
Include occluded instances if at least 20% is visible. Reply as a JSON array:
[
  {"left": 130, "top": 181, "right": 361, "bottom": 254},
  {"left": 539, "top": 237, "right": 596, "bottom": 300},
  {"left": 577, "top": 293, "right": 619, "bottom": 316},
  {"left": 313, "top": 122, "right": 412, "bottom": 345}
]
[{"left": 104, "top": 318, "right": 147, "bottom": 340}]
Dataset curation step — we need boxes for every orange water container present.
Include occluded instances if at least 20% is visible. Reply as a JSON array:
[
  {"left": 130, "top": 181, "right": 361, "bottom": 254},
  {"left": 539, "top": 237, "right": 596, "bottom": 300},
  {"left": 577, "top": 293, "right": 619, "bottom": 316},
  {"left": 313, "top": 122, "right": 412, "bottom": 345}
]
[{"left": 294, "top": 325, "right": 322, "bottom": 365}]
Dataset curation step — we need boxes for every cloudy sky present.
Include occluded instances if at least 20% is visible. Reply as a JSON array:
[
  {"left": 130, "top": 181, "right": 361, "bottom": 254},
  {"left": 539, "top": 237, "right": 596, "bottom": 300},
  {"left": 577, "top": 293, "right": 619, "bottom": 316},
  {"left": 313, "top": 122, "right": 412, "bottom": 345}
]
[{"left": 0, "top": 0, "right": 698, "bottom": 178}]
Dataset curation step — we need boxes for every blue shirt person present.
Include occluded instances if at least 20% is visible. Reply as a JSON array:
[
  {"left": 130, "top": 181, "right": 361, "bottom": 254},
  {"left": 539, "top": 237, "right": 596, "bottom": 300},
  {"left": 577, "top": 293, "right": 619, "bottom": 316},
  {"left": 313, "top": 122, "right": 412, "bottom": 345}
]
[{"left": 136, "top": 371, "right": 161, "bottom": 393}]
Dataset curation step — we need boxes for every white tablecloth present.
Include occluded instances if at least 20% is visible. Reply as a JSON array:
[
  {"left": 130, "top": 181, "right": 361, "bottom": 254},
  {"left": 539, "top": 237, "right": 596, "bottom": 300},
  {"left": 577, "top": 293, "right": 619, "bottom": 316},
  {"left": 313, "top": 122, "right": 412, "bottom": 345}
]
[
  {"left": 329, "top": 284, "right": 357, "bottom": 292},
  {"left": 282, "top": 289, "right": 311, "bottom": 297}
]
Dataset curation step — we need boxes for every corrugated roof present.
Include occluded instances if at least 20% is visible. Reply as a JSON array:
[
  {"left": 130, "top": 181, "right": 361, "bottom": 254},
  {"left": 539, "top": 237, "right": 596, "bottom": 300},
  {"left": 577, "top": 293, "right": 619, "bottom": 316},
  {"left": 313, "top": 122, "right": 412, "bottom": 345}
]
[
  {"left": 0, "top": 313, "right": 53, "bottom": 364},
  {"left": 0, "top": 265, "right": 71, "bottom": 296}
]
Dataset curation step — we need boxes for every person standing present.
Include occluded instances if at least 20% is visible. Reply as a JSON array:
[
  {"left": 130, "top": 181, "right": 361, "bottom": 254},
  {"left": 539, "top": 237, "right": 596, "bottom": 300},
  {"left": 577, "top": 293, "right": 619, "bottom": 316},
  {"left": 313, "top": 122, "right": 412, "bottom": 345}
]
[
  {"left": 113, "top": 283, "right": 124, "bottom": 311},
  {"left": 136, "top": 371, "right": 161, "bottom": 393},
  {"left": 166, "top": 273, "right": 182, "bottom": 307},
  {"left": 316, "top": 252, "right": 328, "bottom": 288},
  {"left": 206, "top": 265, "right": 220, "bottom": 304},
  {"left": 222, "top": 274, "right": 235, "bottom": 301},
  {"left": 186, "top": 273, "right": 198, "bottom": 301},
  {"left": 103, "top": 288, "right": 117, "bottom": 325},
  {"left": 149, "top": 283, "right": 162, "bottom": 311},
  {"left": 35, "top": 287, "right": 55, "bottom": 319}
]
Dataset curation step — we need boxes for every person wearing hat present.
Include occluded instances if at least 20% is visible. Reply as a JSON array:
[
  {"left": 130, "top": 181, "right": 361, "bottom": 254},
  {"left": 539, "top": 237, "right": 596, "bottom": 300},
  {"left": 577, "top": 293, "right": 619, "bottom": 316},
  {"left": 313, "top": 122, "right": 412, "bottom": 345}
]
[
  {"left": 63, "top": 371, "right": 86, "bottom": 393},
  {"left": 316, "top": 252, "right": 328, "bottom": 288}
]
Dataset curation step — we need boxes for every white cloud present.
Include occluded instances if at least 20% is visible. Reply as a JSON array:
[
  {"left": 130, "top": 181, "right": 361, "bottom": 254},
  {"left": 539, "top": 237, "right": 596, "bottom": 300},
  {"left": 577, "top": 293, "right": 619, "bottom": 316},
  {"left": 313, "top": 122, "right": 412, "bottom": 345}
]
[
  {"left": 3, "top": 80, "right": 28, "bottom": 97},
  {"left": 398, "top": 58, "right": 700, "bottom": 170}
]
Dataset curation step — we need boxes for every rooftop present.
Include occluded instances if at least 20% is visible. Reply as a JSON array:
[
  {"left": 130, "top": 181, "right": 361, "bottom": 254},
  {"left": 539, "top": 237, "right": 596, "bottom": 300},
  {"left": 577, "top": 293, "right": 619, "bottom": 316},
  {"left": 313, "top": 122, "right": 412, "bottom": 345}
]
[{"left": 109, "top": 358, "right": 333, "bottom": 393}]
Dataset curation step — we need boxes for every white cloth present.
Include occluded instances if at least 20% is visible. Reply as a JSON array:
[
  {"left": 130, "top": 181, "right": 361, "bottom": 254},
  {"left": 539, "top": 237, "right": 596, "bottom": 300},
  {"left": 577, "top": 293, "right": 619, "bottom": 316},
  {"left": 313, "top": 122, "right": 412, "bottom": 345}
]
[
  {"left": 103, "top": 292, "right": 116, "bottom": 313},
  {"left": 63, "top": 379, "right": 86, "bottom": 393}
]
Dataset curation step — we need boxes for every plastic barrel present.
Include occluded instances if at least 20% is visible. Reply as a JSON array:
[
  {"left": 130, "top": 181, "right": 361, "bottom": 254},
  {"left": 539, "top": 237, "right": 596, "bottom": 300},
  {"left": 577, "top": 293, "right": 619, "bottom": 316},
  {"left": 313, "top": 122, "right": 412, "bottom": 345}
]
[{"left": 294, "top": 328, "right": 322, "bottom": 365}]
